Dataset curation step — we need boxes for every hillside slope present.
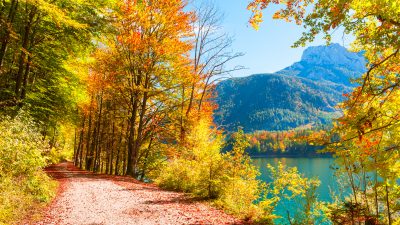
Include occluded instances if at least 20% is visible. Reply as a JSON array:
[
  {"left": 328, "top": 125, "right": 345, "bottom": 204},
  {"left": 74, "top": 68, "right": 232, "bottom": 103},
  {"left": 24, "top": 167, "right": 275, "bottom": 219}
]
[{"left": 215, "top": 44, "right": 366, "bottom": 132}]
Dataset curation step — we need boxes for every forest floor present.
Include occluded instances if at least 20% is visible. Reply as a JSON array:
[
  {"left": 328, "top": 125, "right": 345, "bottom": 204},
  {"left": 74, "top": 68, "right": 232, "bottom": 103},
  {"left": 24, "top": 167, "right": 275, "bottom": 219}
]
[{"left": 28, "top": 162, "right": 244, "bottom": 225}]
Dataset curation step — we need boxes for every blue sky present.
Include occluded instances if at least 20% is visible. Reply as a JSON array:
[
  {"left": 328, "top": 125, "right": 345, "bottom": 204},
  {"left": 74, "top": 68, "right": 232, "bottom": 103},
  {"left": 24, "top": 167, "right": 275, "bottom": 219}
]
[{"left": 207, "top": 0, "right": 353, "bottom": 77}]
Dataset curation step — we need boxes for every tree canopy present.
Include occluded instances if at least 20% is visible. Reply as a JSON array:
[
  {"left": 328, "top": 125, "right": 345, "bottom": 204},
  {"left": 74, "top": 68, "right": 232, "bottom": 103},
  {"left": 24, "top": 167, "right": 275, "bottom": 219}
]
[{"left": 248, "top": 0, "right": 400, "bottom": 223}]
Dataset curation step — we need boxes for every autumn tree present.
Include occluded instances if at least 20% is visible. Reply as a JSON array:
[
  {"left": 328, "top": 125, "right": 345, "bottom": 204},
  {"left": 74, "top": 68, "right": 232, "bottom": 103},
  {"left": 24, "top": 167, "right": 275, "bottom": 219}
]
[
  {"left": 248, "top": 0, "right": 400, "bottom": 224},
  {"left": 0, "top": 0, "right": 111, "bottom": 150},
  {"left": 0, "top": 1, "right": 111, "bottom": 222},
  {"left": 115, "top": 0, "right": 195, "bottom": 177},
  {"left": 73, "top": 0, "right": 197, "bottom": 178},
  {"left": 177, "top": 2, "right": 243, "bottom": 144},
  {"left": 161, "top": 2, "right": 239, "bottom": 148}
]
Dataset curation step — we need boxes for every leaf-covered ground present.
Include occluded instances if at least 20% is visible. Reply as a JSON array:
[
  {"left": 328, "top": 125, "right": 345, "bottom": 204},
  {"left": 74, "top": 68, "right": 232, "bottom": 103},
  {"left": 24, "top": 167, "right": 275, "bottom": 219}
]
[{"left": 32, "top": 162, "right": 244, "bottom": 225}]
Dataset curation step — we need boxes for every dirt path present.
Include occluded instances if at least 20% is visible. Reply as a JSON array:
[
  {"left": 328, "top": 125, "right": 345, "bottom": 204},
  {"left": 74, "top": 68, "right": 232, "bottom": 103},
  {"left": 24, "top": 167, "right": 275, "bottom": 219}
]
[{"left": 34, "top": 162, "right": 243, "bottom": 225}]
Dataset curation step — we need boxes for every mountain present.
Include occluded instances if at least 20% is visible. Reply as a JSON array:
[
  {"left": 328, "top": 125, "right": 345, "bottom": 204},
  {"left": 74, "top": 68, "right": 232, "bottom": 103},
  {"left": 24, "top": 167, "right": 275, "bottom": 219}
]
[
  {"left": 279, "top": 43, "right": 366, "bottom": 86},
  {"left": 214, "top": 44, "right": 366, "bottom": 132}
]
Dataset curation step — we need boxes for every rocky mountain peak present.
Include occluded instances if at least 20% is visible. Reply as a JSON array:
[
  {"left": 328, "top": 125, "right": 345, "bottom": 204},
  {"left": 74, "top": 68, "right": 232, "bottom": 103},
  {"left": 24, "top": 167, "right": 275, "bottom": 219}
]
[{"left": 300, "top": 43, "right": 366, "bottom": 71}]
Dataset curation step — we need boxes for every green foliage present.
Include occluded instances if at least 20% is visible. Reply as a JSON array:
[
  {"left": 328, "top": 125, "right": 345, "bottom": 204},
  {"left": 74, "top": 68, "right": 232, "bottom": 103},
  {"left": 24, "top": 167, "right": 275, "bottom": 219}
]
[
  {"left": 0, "top": 113, "right": 47, "bottom": 176},
  {"left": 215, "top": 129, "right": 264, "bottom": 218},
  {"left": 248, "top": 0, "right": 400, "bottom": 223},
  {"left": 155, "top": 119, "right": 229, "bottom": 198},
  {"left": 155, "top": 122, "right": 264, "bottom": 220},
  {"left": 327, "top": 201, "right": 380, "bottom": 225},
  {"left": 0, "top": 0, "right": 112, "bottom": 145},
  {"left": 0, "top": 0, "right": 110, "bottom": 222},
  {"left": 260, "top": 162, "right": 328, "bottom": 225},
  {"left": 156, "top": 125, "right": 329, "bottom": 223},
  {"left": 0, "top": 113, "right": 56, "bottom": 224}
]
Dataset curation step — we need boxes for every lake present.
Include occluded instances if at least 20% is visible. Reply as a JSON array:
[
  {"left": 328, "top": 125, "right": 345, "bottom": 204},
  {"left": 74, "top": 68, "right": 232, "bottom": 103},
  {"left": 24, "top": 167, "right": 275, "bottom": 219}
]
[
  {"left": 253, "top": 157, "right": 340, "bottom": 201},
  {"left": 252, "top": 157, "right": 342, "bottom": 223}
]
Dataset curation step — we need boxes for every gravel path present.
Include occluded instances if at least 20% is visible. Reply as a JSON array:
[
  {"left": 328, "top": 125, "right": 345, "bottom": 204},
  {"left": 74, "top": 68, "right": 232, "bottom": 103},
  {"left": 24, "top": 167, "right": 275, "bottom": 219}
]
[{"left": 35, "top": 162, "right": 243, "bottom": 225}]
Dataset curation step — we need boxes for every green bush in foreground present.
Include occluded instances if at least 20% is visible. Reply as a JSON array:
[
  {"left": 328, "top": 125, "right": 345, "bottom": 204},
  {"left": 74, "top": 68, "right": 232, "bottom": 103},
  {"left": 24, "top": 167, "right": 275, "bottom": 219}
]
[
  {"left": 155, "top": 121, "right": 269, "bottom": 221},
  {"left": 0, "top": 114, "right": 57, "bottom": 224},
  {"left": 155, "top": 120, "right": 329, "bottom": 224}
]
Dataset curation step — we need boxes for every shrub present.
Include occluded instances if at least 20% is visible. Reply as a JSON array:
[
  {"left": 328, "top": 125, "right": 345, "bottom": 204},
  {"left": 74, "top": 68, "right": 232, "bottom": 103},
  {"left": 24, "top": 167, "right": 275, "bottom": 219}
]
[
  {"left": 0, "top": 113, "right": 57, "bottom": 224},
  {"left": 156, "top": 119, "right": 227, "bottom": 198},
  {"left": 214, "top": 129, "right": 265, "bottom": 219},
  {"left": 154, "top": 119, "right": 332, "bottom": 223},
  {"left": 155, "top": 120, "right": 265, "bottom": 220},
  {"left": 259, "top": 162, "right": 328, "bottom": 225}
]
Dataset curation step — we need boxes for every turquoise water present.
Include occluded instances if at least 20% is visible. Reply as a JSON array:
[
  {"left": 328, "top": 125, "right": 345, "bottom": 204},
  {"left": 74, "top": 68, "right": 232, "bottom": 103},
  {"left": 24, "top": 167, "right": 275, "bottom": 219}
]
[
  {"left": 252, "top": 157, "right": 341, "bottom": 224},
  {"left": 253, "top": 157, "right": 339, "bottom": 202}
]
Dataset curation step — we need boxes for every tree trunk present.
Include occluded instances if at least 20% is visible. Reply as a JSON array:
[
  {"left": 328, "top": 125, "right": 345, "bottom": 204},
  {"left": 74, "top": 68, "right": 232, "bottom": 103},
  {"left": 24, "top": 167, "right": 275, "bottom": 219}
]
[
  {"left": 140, "top": 137, "right": 153, "bottom": 181},
  {"left": 385, "top": 184, "right": 392, "bottom": 225},
  {"left": 75, "top": 115, "right": 86, "bottom": 167},
  {"left": 88, "top": 125, "right": 97, "bottom": 171},
  {"left": 180, "top": 86, "right": 185, "bottom": 143},
  {"left": 133, "top": 81, "right": 150, "bottom": 177},
  {"left": 126, "top": 93, "right": 138, "bottom": 176},
  {"left": 374, "top": 169, "right": 379, "bottom": 219},
  {"left": 108, "top": 120, "right": 115, "bottom": 175},
  {"left": 0, "top": 0, "right": 18, "bottom": 71},
  {"left": 114, "top": 123, "right": 124, "bottom": 176},
  {"left": 20, "top": 55, "right": 31, "bottom": 99},
  {"left": 93, "top": 94, "right": 103, "bottom": 172},
  {"left": 186, "top": 83, "right": 196, "bottom": 117},
  {"left": 15, "top": 5, "right": 36, "bottom": 98},
  {"left": 73, "top": 127, "right": 77, "bottom": 165},
  {"left": 123, "top": 121, "right": 130, "bottom": 175},
  {"left": 85, "top": 97, "right": 94, "bottom": 170}
]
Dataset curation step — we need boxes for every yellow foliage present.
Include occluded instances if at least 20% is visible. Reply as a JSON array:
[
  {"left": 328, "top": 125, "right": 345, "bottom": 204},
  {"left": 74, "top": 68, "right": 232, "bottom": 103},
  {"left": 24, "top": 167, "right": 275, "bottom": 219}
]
[
  {"left": 0, "top": 113, "right": 57, "bottom": 224},
  {"left": 155, "top": 119, "right": 265, "bottom": 220}
]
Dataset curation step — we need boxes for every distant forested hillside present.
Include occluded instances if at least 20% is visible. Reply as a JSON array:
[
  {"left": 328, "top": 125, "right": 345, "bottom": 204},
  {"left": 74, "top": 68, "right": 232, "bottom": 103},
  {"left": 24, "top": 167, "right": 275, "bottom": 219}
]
[{"left": 215, "top": 44, "right": 366, "bottom": 132}]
